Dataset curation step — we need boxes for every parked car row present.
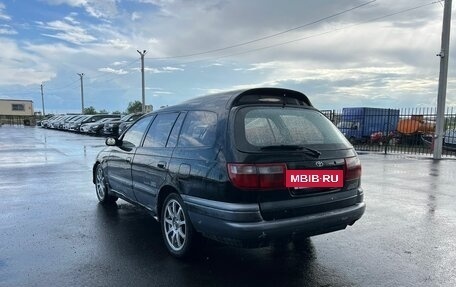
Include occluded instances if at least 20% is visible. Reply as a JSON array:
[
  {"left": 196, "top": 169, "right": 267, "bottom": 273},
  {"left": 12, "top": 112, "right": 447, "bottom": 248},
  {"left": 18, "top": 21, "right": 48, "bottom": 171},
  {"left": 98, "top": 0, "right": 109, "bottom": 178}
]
[
  {"left": 103, "top": 113, "right": 145, "bottom": 136},
  {"left": 40, "top": 113, "right": 144, "bottom": 137}
]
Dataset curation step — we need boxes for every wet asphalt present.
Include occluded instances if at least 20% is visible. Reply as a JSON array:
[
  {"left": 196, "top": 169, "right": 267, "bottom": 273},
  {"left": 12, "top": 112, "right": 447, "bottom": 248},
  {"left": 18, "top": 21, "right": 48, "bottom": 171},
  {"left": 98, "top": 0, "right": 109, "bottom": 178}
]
[{"left": 0, "top": 125, "right": 455, "bottom": 287}]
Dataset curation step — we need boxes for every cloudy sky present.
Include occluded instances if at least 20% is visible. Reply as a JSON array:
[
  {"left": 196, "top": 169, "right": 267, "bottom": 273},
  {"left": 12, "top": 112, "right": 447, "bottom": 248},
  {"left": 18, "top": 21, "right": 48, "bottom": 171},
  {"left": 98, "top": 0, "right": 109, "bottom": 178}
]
[{"left": 0, "top": 0, "right": 454, "bottom": 114}]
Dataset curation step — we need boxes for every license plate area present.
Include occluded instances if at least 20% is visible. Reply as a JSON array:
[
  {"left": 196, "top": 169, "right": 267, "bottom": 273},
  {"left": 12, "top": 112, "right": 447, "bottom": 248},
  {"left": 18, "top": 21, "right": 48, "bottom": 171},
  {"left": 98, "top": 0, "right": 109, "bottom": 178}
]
[
  {"left": 286, "top": 169, "right": 344, "bottom": 188},
  {"left": 289, "top": 186, "right": 341, "bottom": 196}
]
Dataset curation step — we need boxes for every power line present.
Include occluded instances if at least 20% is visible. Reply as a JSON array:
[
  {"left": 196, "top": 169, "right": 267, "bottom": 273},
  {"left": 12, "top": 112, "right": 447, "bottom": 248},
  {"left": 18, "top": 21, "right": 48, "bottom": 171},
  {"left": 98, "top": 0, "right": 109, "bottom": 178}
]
[
  {"left": 144, "top": 0, "right": 377, "bottom": 60},
  {"left": 45, "top": 78, "right": 80, "bottom": 93},
  {"left": 173, "top": 0, "right": 442, "bottom": 64},
  {"left": 84, "top": 60, "right": 140, "bottom": 88},
  {"left": 43, "top": 59, "right": 139, "bottom": 96}
]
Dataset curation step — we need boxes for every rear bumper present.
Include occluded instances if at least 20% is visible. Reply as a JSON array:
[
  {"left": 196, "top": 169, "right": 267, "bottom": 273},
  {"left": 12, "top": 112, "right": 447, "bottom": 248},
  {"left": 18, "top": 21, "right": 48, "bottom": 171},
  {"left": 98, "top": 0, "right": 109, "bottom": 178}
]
[{"left": 183, "top": 193, "right": 365, "bottom": 247}]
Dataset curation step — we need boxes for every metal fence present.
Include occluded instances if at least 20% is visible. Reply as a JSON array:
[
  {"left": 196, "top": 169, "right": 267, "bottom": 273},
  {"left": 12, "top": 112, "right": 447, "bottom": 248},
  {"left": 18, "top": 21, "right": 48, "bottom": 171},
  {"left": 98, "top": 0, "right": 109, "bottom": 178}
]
[
  {"left": 0, "top": 115, "right": 36, "bottom": 126},
  {"left": 322, "top": 107, "right": 456, "bottom": 158}
]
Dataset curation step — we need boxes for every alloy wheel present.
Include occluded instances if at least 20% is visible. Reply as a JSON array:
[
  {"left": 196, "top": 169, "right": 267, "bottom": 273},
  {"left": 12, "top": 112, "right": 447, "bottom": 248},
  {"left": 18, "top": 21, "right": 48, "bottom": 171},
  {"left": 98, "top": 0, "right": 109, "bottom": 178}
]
[
  {"left": 95, "top": 166, "right": 106, "bottom": 200},
  {"left": 163, "top": 199, "right": 187, "bottom": 251}
]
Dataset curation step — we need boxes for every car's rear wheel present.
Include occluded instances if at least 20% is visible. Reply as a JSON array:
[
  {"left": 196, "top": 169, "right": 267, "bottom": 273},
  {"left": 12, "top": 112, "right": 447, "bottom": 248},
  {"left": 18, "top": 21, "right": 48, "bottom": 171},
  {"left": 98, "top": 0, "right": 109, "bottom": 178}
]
[
  {"left": 95, "top": 164, "right": 118, "bottom": 203},
  {"left": 161, "top": 193, "right": 195, "bottom": 258}
]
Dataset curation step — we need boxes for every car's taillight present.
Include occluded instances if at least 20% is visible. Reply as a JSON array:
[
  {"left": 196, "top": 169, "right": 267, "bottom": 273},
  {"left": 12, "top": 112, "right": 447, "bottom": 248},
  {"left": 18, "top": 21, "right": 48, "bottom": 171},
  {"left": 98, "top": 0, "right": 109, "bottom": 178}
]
[
  {"left": 344, "top": 157, "right": 361, "bottom": 189},
  {"left": 227, "top": 163, "right": 286, "bottom": 190}
]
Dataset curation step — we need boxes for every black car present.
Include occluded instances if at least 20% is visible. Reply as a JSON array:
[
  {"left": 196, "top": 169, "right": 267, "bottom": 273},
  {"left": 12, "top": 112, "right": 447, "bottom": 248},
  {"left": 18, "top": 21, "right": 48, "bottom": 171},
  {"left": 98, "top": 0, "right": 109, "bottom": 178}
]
[
  {"left": 75, "top": 114, "right": 120, "bottom": 132},
  {"left": 103, "top": 113, "right": 144, "bottom": 137},
  {"left": 118, "top": 118, "right": 136, "bottom": 135},
  {"left": 93, "top": 87, "right": 365, "bottom": 258},
  {"left": 80, "top": 118, "right": 120, "bottom": 135}
]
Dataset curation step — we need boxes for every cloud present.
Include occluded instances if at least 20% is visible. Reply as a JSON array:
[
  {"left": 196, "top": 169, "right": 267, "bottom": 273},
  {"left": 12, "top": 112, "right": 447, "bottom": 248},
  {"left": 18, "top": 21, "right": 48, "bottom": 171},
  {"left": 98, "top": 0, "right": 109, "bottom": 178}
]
[
  {"left": 98, "top": 67, "right": 129, "bottom": 75},
  {"left": 0, "top": 38, "right": 56, "bottom": 86},
  {"left": 133, "top": 66, "right": 184, "bottom": 74},
  {"left": 45, "top": 0, "right": 118, "bottom": 19},
  {"left": 64, "top": 14, "right": 80, "bottom": 25},
  {"left": 0, "top": 24, "right": 16, "bottom": 35},
  {"left": 112, "top": 61, "right": 128, "bottom": 66},
  {"left": 0, "top": 2, "right": 11, "bottom": 21},
  {"left": 162, "top": 66, "right": 184, "bottom": 72},
  {"left": 131, "top": 12, "right": 141, "bottom": 21},
  {"left": 149, "top": 90, "right": 173, "bottom": 97},
  {"left": 153, "top": 91, "right": 172, "bottom": 94},
  {"left": 147, "top": 38, "right": 159, "bottom": 44},
  {"left": 38, "top": 19, "right": 97, "bottom": 45},
  {"left": 196, "top": 58, "right": 440, "bottom": 109},
  {"left": 105, "top": 38, "right": 131, "bottom": 49},
  {"left": 138, "top": 0, "right": 175, "bottom": 7},
  {"left": 239, "top": 62, "right": 276, "bottom": 72},
  {"left": 203, "top": 62, "right": 224, "bottom": 68},
  {"left": 142, "top": 67, "right": 162, "bottom": 73}
]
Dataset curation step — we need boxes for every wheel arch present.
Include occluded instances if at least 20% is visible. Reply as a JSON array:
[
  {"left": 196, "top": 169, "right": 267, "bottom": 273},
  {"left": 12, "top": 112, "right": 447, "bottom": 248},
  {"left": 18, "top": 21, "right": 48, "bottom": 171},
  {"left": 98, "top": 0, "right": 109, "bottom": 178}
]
[
  {"left": 157, "top": 185, "right": 179, "bottom": 221},
  {"left": 92, "top": 161, "right": 101, "bottom": 184}
]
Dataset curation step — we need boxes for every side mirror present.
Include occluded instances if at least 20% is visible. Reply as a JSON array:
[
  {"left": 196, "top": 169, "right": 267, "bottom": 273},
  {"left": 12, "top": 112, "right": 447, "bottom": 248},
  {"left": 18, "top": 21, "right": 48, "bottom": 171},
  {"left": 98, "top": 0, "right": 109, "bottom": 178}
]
[{"left": 105, "top": 137, "right": 119, "bottom": 146}]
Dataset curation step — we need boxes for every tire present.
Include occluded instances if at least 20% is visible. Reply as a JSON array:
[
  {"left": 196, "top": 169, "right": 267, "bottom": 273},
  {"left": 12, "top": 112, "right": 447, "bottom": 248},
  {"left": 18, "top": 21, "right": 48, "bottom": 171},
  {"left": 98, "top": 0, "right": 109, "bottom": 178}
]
[
  {"left": 95, "top": 164, "right": 118, "bottom": 203},
  {"left": 161, "top": 193, "right": 195, "bottom": 258}
]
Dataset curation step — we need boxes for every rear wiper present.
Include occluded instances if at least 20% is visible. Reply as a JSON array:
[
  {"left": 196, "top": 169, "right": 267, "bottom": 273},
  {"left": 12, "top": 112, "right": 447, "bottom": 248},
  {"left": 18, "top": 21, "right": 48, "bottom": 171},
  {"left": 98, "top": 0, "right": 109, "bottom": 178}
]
[{"left": 260, "top": 145, "right": 321, "bottom": 157}]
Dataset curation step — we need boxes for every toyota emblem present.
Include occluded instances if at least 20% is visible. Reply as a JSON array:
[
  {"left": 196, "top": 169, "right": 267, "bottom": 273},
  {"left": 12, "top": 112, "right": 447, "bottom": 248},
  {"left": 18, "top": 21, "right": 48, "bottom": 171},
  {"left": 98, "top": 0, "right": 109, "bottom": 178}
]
[{"left": 315, "top": 161, "right": 324, "bottom": 167}]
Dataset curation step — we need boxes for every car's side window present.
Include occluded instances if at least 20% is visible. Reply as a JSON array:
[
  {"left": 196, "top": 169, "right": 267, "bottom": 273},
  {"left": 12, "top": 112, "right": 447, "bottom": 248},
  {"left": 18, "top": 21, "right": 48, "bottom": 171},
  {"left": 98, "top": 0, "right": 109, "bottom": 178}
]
[
  {"left": 178, "top": 111, "right": 217, "bottom": 147},
  {"left": 122, "top": 116, "right": 153, "bottom": 148},
  {"left": 166, "top": 113, "right": 186, "bottom": 148},
  {"left": 143, "top": 113, "right": 179, "bottom": 148}
]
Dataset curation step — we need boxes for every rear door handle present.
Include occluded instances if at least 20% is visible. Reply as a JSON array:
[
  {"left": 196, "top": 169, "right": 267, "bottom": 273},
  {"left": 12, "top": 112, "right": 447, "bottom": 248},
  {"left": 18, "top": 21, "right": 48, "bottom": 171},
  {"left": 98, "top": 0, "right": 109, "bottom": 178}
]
[
  {"left": 157, "top": 161, "right": 167, "bottom": 169},
  {"left": 126, "top": 157, "right": 132, "bottom": 163}
]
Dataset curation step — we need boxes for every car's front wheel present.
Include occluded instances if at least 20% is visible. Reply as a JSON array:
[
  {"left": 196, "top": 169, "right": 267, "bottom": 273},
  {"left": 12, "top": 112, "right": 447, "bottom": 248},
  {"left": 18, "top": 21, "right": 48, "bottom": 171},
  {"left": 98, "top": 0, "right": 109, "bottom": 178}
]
[
  {"left": 95, "top": 164, "right": 118, "bottom": 204},
  {"left": 161, "top": 193, "right": 195, "bottom": 258}
]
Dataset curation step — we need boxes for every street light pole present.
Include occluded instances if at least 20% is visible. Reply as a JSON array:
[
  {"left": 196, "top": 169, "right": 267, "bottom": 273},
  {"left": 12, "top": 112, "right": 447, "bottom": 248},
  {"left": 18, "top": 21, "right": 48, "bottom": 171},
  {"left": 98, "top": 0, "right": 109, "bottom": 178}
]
[
  {"left": 40, "top": 83, "right": 45, "bottom": 117},
  {"left": 434, "top": 0, "right": 452, "bottom": 159},
  {"left": 77, "top": 73, "right": 84, "bottom": 114},
  {"left": 137, "top": 50, "right": 147, "bottom": 113}
]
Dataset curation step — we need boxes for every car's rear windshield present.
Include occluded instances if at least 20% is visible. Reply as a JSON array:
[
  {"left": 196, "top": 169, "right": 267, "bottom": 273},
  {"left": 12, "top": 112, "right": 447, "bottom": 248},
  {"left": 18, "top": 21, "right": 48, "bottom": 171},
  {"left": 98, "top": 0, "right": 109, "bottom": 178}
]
[
  {"left": 120, "top": 114, "right": 130, "bottom": 121},
  {"left": 234, "top": 107, "right": 350, "bottom": 151}
]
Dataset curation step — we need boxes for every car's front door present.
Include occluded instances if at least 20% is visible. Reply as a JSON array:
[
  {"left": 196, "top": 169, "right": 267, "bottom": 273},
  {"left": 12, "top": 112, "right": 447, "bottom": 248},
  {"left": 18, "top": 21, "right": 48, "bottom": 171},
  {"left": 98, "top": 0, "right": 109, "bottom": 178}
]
[{"left": 106, "top": 115, "right": 153, "bottom": 201}]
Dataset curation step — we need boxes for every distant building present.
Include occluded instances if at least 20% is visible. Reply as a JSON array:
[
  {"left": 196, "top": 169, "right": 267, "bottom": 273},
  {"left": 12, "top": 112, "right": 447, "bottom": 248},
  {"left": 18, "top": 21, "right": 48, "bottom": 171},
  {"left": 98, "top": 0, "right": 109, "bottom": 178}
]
[
  {"left": 0, "top": 99, "right": 34, "bottom": 116},
  {"left": 0, "top": 99, "right": 35, "bottom": 125},
  {"left": 145, "top": 104, "right": 153, "bottom": 113}
]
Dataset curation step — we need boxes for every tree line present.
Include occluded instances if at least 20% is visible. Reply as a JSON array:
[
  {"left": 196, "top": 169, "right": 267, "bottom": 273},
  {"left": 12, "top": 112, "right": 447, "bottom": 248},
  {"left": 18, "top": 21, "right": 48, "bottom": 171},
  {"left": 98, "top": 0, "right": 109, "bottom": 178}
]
[{"left": 83, "top": 101, "right": 143, "bottom": 115}]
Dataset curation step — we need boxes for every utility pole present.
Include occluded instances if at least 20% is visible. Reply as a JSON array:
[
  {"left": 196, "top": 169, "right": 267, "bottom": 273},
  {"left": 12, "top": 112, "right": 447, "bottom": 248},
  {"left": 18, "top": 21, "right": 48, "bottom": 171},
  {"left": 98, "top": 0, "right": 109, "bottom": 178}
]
[
  {"left": 434, "top": 0, "right": 452, "bottom": 159},
  {"left": 40, "top": 83, "right": 45, "bottom": 117},
  {"left": 77, "top": 73, "right": 84, "bottom": 114},
  {"left": 137, "top": 50, "right": 147, "bottom": 113}
]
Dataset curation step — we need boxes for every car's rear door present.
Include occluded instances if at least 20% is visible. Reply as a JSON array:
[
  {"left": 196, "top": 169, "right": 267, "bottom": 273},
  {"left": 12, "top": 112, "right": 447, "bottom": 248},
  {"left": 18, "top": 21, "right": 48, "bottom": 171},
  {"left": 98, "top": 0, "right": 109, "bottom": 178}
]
[
  {"left": 233, "top": 106, "right": 360, "bottom": 221},
  {"left": 131, "top": 112, "right": 182, "bottom": 212}
]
